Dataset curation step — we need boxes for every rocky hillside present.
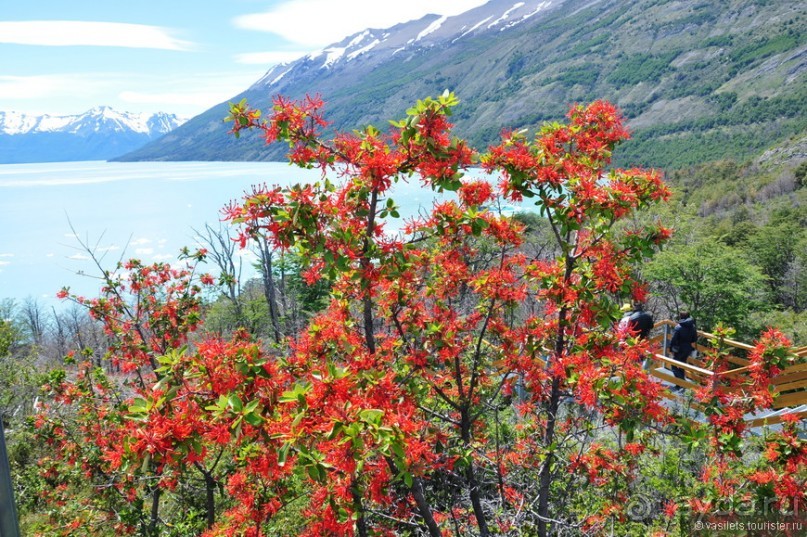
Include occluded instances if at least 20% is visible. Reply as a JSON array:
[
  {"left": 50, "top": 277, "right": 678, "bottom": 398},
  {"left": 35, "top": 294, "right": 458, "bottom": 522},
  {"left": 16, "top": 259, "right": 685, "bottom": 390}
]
[
  {"left": 119, "top": 0, "right": 806, "bottom": 170},
  {"left": 0, "top": 107, "right": 185, "bottom": 163}
]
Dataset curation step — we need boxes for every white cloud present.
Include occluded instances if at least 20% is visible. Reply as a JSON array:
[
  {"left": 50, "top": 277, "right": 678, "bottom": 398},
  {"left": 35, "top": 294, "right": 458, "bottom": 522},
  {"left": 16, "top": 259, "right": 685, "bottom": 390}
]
[
  {"left": 0, "top": 253, "right": 13, "bottom": 258},
  {"left": 135, "top": 248, "right": 155, "bottom": 255},
  {"left": 233, "top": 0, "right": 488, "bottom": 47},
  {"left": 0, "top": 261, "right": 10, "bottom": 267},
  {"left": 0, "top": 21, "right": 193, "bottom": 50},
  {"left": 152, "top": 253, "right": 175, "bottom": 261},
  {"left": 0, "top": 74, "right": 117, "bottom": 105},
  {"left": 117, "top": 70, "right": 262, "bottom": 111},
  {"left": 234, "top": 50, "right": 307, "bottom": 65},
  {"left": 67, "top": 254, "right": 90, "bottom": 260},
  {"left": 130, "top": 238, "right": 152, "bottom": 246},
  {"left": 1, "top": 70, "right": 260, "bottom": 116},
  {"left": 0, "top": 76, "right": 58, "bottom": 100}
]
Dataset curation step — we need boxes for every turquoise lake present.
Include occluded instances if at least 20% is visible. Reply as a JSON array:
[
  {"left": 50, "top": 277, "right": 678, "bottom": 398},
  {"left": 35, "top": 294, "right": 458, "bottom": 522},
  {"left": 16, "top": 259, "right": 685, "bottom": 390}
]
[{"left": 0, "top": 160, "right": 460, "bottom": 304}]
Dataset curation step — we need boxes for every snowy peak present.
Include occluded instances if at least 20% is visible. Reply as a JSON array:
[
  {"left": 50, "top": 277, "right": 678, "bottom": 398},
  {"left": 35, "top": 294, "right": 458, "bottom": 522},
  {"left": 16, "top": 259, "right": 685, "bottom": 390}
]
[
  {"left": 250, "top": 0, "right": 561, "bottom": 86},
  {"left": 302, "top": 15, "right": 444, "bottom": 70},
  {"left": 0, "top": 111, "right": 63, "bottom": 135},
  {"left": 0, "top": 108, "right": 187, "bottom": 137},
  {"left": 0, "top": 108, "right": 189, "bottom": 163}
]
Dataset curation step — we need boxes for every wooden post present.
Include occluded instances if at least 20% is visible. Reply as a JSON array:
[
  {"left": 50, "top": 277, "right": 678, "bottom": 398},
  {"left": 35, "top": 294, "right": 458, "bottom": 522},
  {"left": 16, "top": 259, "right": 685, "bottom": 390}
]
[{"left": 0, "top": 420, "right": 20, "bottom": 537}]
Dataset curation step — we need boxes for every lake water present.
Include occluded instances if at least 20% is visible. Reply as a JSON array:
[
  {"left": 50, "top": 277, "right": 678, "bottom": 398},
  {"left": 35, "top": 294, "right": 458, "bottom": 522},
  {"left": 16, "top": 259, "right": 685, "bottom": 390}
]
[{"left": 0, "top": 161, "right": 450, "bottom": 304}]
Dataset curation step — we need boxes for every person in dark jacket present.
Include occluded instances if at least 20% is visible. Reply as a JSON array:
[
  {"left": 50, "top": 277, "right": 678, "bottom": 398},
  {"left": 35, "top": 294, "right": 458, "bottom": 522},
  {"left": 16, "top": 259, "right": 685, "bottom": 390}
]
[
  {"left": 669, "top": 311, "right": 697, "bottom": 390},
  {"left": 625, "top": 301, "right": 654, "bottom": 340}
]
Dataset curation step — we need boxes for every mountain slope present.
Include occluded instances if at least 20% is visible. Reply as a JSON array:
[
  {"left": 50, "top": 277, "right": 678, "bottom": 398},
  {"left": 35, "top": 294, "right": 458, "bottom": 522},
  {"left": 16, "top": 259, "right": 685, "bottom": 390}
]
[
  {"left": 0, "top": 107, "right": 186, "bottom": 163},
  {"left": 119, "top": 0, "right": 806, "bottom": 169}
]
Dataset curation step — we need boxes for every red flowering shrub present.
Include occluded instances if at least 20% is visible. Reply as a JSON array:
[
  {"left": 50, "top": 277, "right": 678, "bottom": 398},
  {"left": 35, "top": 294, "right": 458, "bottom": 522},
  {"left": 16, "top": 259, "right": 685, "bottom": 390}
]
[
  {"left": 687, "top": 327, "right": 806, "bottom": 526},
  {"left": 220, "top": 93, "right": 673, "bottom": 536},
  {"left": 30, "top": 93, "right": 801, "bottom": 537}
]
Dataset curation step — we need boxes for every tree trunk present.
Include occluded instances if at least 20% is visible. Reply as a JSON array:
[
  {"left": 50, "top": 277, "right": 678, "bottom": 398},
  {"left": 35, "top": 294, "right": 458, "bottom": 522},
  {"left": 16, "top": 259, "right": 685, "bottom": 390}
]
[
  {"left": 148, "top": 485, "right": 161, "bottom": 536},
  {"left": 279, "top": 252, "right": 288, "bottom": 317},
  {"left": 461, "top": 408, "right": 490, "bottom": 537},
  {"left": 360, "top": 188, "right": 379, "bottom": 354},
  {"left": 204, "top": 471, "right": 216, "bottom": 528},
  {"left": 258, "top": 240, "right": 282, "bottom": 342},
  {"left": 384, "top": 456, "right": 441, "bottom": 537},
  {"left": 412, "top": 476, "right": 442, "bottom": 537},
  {"left": 537, "top": 377, "right": 561, "bottom": 537},
  {"left": 538, "top": 258, "right": 573, "bottom": 537},
  {"left": 351, "top": 480, "right": 369, "bottom": 537}
]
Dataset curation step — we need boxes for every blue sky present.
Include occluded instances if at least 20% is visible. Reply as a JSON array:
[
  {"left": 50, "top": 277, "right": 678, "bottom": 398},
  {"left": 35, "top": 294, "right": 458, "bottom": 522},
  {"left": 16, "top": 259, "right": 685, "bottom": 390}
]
[{"left": 1, "top": 0, "right": 487, "bottom": 118}]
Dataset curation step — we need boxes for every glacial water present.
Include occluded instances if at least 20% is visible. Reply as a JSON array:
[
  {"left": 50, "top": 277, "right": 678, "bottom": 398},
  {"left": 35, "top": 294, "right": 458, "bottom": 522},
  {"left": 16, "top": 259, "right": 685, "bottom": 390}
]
[{"left": 0, "top": 160, "right": 453, "bottom": 304}]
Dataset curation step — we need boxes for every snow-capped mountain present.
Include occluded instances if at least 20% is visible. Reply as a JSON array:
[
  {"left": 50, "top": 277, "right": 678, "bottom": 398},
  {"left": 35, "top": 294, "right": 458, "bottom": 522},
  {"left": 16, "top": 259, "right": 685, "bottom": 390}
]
[
  {"left": 252, "top": 0, "right": 558, "bottom": 86},
  {"left": 120, "top": 0, "right": 806, "bottom": 167},
  {"left": 0, "top": 107, "right": 186, "bottom": 163},
  {"left": 123, "top": 0, "right": 570, "bottom": 162}
]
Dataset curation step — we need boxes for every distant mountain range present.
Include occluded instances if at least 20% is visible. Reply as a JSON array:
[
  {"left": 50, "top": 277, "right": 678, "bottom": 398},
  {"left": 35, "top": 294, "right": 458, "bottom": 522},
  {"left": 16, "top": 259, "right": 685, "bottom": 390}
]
[
  {"left": 0, "top": 107, "right": 186, "bottom": 163},
  {"left": 119, "top": 0, "right": 806, "bottom": 170}
]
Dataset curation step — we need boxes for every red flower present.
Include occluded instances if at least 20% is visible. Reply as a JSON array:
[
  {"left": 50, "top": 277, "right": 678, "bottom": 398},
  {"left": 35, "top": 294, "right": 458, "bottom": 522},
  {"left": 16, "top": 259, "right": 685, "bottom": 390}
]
[{"left": 458, "top": 180, "right": 494, "bottom": 207}]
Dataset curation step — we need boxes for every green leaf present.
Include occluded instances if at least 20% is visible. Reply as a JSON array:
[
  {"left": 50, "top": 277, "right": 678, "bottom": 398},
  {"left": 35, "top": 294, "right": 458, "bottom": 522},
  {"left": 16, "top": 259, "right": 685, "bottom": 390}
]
[
  {"left": 327, "top": 421, "right": 344, "bottom": 440},
  {"left": 359, "top": 409, "right": 384, "bottom": 425},
  {"left": 307, "top": 464, "right": 322, "bottom": 481},
  {"left": 228, "top": 394, "right": 243, "bottom": 413},
  {"left": 128, "top": 398, "right": 148, "bottom": 414},
  {"left": 244, "top": 412, "right": 263, "bottom": 427},
  {"left": 336, "top": 506, "right": 351, "bottom": 523},
  {"left": 392, "top": 440, "right": 406, "bottom": 461},
  {"left": 277, "top": 443, "right": 290, "bottom": 466},
  {"left": 280, "top": 382, "right": 311, "bottom": 404}
]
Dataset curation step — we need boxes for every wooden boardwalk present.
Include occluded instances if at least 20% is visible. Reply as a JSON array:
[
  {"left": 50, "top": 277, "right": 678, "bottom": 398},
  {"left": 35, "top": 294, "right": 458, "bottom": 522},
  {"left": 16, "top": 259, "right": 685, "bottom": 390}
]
[{"left": 647, "top": 321, "right": 807, "bottom": 428}]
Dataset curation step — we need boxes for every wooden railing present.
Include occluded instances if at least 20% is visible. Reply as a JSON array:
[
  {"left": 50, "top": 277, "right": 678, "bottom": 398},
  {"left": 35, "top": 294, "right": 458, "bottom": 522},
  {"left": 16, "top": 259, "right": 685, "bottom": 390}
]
[{"left": 647, "top": 321, "right": 807, "bottom": 427}]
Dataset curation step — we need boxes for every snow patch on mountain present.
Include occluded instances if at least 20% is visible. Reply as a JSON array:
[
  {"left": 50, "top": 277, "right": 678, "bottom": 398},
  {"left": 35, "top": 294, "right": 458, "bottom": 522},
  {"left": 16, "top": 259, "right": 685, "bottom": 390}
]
[
  {"left": 347, "top": 30, "right": 372, "bottom": 48},
  {"left": 453, "top": 16, "right": 494, "bottom": 42},
  {"left": 489, "top": 2, "right": 526, "bottom": 28},
  {"left": 270, "top": 67, "right": 293, "bottom": 85},
  {"left": 522, "top": 1, "right": 553, "bottom": 20},
  {"left": 417, "top": 16, "right": 448, "bottom": 41},
  {"left": 348, "top": 39, "right": 381, "bottom": 60},
  {"left": 499, "top": 1, "right": 552, "bottom": 30},
  {"left": 322, "top": 47, "right": 347, "bottom": 67},
  {"left": 37, "top": 116, "right": 75, "bottom": 133},
  {"left": 253, "top": 63, "right": 284, "bottom": 87},
  {"left": 254, "top": 62, "right": 294, "bottom": 87}
]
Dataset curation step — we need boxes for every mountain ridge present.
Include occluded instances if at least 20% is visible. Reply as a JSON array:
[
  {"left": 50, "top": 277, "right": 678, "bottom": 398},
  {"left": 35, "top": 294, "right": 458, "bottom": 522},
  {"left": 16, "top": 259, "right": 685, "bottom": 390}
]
[
  {"left": 119, "top": 0, "right": 806, "bottom": 170},
  {"left": 0, "top": 107, "right": 186, "bottom": 164}
]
